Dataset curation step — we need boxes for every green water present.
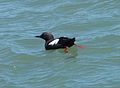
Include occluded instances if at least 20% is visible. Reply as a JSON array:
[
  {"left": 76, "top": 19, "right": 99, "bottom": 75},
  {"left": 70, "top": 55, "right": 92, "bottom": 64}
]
[{"left": 0, "top": 0, "right": 120, "bottom": 88}]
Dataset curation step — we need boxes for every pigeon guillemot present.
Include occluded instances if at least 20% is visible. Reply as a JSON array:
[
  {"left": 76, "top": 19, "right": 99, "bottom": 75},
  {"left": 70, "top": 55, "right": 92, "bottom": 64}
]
[{"left": 35, "top": 32, "right": 75, "bottom": 53}]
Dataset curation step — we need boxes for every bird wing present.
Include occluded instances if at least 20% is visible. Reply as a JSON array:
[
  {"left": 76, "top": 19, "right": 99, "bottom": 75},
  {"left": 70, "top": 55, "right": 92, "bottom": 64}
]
[
  {"left": 48, "top": 39, "right": 59, "bottom": 45},
  {"left": 45, "top": 39, "right": 65, "bottom": 50}
]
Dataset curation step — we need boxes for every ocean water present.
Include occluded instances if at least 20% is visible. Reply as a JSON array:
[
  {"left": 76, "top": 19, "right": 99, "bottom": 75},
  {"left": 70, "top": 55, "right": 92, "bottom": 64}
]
[{"left": 0, "top": 0, "right": 120, "bottom": 88}]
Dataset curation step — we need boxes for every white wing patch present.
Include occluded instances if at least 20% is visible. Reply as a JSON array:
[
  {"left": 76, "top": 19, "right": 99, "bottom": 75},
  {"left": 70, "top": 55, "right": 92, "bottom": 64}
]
[{"left": 48, "top": 39, "right": 59, "bottom": 45}]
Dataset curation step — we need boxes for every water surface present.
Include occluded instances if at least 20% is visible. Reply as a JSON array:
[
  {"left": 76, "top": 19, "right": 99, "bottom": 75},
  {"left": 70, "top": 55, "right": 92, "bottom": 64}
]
[{"left": 0, "top": 0, "right": 120, "bottom": 88}]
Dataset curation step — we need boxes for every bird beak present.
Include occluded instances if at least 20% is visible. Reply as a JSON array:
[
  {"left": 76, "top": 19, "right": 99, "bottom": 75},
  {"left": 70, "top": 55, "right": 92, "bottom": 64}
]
[{"left": 35, "top": 35, "right": 41, "bottom": 38}]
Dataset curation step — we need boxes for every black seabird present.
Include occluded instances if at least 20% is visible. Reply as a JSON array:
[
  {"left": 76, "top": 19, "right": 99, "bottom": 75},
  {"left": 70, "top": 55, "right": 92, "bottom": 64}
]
[{"left": 35, "top": 32, "right": 75, "bottom": 53}]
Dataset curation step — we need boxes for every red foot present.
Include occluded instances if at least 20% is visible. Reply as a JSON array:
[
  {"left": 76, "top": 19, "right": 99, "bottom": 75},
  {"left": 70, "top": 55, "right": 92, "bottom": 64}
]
[
  {"left": 77, "top": 45, "right": 86, "bottom": 48},
  {"left": 75, "top": 44, "right": 86, "bottom": 49},
  {"left": 64, "top": 47, "right": 68, "bottom": 53}
]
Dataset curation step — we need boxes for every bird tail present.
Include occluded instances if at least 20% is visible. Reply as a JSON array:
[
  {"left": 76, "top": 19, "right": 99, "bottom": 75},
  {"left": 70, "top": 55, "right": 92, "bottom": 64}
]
[{"left": 72, "top": 37, "right": 75, "bottom": 42}]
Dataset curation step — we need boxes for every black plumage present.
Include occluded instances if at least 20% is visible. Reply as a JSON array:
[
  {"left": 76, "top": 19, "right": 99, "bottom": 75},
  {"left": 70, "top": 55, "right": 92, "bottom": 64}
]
[{"left": 35, "top": 32, "right": 75, "bottom": 50}]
